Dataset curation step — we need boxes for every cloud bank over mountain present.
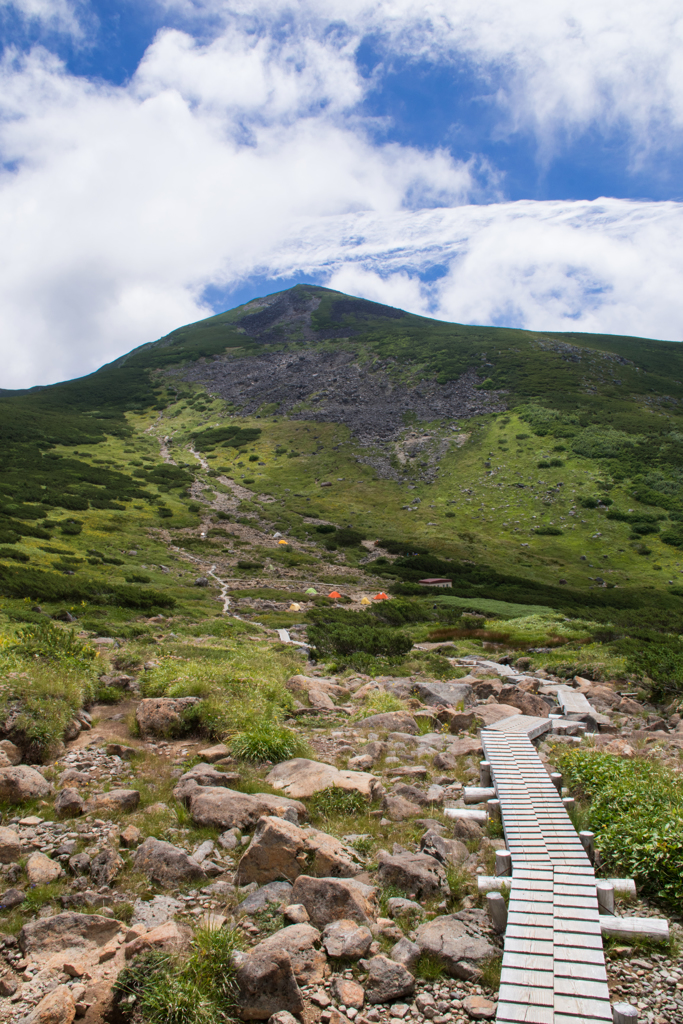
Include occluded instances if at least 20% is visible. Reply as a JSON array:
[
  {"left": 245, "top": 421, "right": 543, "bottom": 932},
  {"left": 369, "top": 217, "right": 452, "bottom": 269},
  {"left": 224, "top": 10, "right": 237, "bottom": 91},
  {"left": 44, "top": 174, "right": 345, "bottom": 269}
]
[{"left": 0, "top": 0, "right": 682, "bottom": 386}]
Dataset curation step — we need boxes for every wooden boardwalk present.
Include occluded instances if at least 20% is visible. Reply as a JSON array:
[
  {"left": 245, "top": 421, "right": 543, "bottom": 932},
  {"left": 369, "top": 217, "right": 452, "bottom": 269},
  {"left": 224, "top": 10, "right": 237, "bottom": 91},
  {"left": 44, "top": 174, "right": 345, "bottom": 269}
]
[{"left": 481, "top": 730, "right": 613, "bottom": 1024}]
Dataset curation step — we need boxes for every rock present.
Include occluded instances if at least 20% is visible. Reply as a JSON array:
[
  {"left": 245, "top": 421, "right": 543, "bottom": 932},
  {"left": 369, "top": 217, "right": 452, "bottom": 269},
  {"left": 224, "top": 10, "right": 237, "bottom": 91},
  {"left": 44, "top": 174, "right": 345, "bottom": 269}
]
[
  {"left": 472, "top": 680, "right": 503, "bottom": 699},
  {"left": 381, "top": 795, "right": 422, "bottom": 821},
  {"left": 268, "top": 1014, "right": 299, "bottom": 1024},
  {"left": 0, "top": 888, "right": 24, "bottom": 910},
  {"left": 27, "top": 852, "right": 63, "bottom": 885},
  {"left": 287, "top": 675, "right": 347, "bottom": 696},
  {"left": 24, "top": 985, "right": 75, "bottom": 1024},
  {"left": 266, "top": 759, "right": 378, "bottom": 800},
  {"left": 173, "top": 763, "right": 240, "bottom": 800},
  {"left": 377, "top": 850, "right": 447, "bottom": 899},
  {"left": 322, "top": 919, "right": 373, "bottom": 958},
  {"left": 387, "top": 897, "right": 424, "bottom": 919},
  {"left": 419, "top": 830, "right": 468, "bottom": 867},
  {"left": 59, "top": 770, "right": 90, "bottom": 787},
  {"left": 236, "top": 816, "right": 362, "bottom": 885},
  {"left": 451, "top": 817, "right": 484, "bottom": 841},
  {"left": 330, "top": 977, "right": 365, "bottom": 1008},
  {"left": 0, "top": 740, "right": 21, "bottom": 765},
  {"left": 290, "top": 876, "right": 375, "bottom": 929},
  {"left": 415, "top": 915, "right": 498, "bottom": 976},
  {"left": 19, "top": 913, "right": 121, "bottom": 956},
  {"left": 238, "top": 882, "right": 293, "bottom": 915},
  {"left": 236, "top": 948, "right": 304, "bottom": 1020},
  {"left": 133, "top": 838, "right": 206, "bottom": 886},
  {"left": 0, "top": 765, "right": 51, "bottom": 802},
  {"left": 364, "top": 955, "right": 415, "bottom": 1004},
  {"left": 198, "top": 743, "right": 231, "bottom": 762},
  {"left": 120, "top": 825, "right": 142, "bottom": 849},
  {"left": 105, "top": 743, "right": 137, "bottom": 759},
  {"left": 63, "top": 720, "right": 82, "bottom": 742},
  {"left": 284, "top": 903, "right": 309, "bottom": 924},
  {"left": 130, "top": 896, "right": 182, "bottom": 930},
  {"left": 601, "top": 738, "right": 635, "bottom": 758},
  {"left": 433, "top": 738, "right": 483, "bottom": 767},
  {"left": 390, "top": 937, "right": 421, "bottom": 972},
  {"left": 356, "top": 712, "right": 418, "bottom": 734},
  {"left": 618, "top": 697, "right": 644, "bottom": 716},
  {"left": 499, "top": 690, "right": 550, "bottom": 718},
  {"left": 463, "top": 995, "right": 496, "bottom": 1019},
  {"left": 348, "top": 754, "right": 374, "bottom": 771},
  {"left": 0, "top": 972, "right": 18, "bottom": 996},
  {"left": 187, "top": 788, "right": 305, "bottom": 831},
  {"left": 251, "top": 924, "right": 325, "bottom": 985},
  {"left": 89, "top": 847, "right": 123, "bottom": 887},
  {"left": 218, "top": 828, "right": 241, "bottom": 851},
  {"left": 474, "top": 704, "right": 522, "bottom": 726},
  {"left": 125, "top": 921, "right": 188, "bottom": 960},
  {"left": 83, "top": 789, "right": 140, "bottom": 814},
  {"left": 55, "top": 789, "right": 84, "bottom": 818},
  {"left": 412, "top": 681, "right": 474, "bottom": 708},
  {"left": 0, "top": 826, "right": 20, "bottom": 863},
  {"left": 135, "top": 697, "right": 201, "bottom": 738},
  {"left": 442, "top": 711, "right": 476, "bottom": 733},
  {"left": 308, "top": 689, "right": 336, "bottom": 710},
  {"left": 68, "top": 853, "right": 91, "bottom": 876}
]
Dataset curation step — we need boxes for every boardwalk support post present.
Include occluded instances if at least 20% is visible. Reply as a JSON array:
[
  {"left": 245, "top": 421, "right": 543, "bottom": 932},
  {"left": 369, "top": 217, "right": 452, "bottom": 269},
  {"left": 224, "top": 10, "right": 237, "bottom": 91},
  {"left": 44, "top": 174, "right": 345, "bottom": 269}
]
[
  {"left": 579, "top": 829, "right": 596, "bottom": 863},
  {"left": 597, "top": 880, "right": 615, "bottom": 915},
  {"left": 479, "top": 760, "right": 492, "bottom": 787},
  {"left": 486, "top": 891, "right": 508, "bottom": 933},
  {"left": 612, "top": 1003, "right": 638, "bottom": 1023},
  {"left": 495, "top": 850, "right": 512, "bottom": 877}
]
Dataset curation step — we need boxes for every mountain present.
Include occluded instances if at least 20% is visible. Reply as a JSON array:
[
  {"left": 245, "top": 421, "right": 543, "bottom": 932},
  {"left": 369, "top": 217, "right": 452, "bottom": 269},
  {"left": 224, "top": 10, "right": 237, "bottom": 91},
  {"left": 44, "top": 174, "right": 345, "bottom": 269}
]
[{"left": 2, "top": 283, "right": 683, "bottom": 691}]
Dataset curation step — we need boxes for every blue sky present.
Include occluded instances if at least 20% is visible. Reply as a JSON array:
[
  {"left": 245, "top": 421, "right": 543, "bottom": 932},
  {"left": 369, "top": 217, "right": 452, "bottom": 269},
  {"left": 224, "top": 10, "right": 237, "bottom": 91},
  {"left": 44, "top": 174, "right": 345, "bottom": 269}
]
[{"left": 1, "top": 0, "right": 683, "bottom": 386}]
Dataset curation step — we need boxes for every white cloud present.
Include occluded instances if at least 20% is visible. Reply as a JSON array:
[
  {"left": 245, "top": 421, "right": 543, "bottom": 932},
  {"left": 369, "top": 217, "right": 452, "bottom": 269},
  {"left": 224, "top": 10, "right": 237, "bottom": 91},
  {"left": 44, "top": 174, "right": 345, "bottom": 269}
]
[{"left": 0, "top": 0, "right": 86, "bottom": 40}]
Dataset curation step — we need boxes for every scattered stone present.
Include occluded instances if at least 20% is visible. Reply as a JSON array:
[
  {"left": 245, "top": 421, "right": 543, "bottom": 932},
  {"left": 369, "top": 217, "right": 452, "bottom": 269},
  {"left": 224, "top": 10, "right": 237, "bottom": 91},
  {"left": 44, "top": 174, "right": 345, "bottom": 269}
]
[
  {"left": 135, "top": 697, "right": 201, "bottom": 738},
  {"left": 19, "top": 913, "right": 121, "bottom": 956},
  {"left": 0, "top": 825, "right": 20, "bottom": 863},
  {"left": 238, "top": 882, "right": 293, "bottom": 916},
  {"left": 173, "top": 763, "right": 240, "bottom": 800},
  {"left": 197, "top": 743, "right": 231, "bottom": 763},
  {"left": 283, "top": 903, "right": 309, "bottom": 924},
  {"left": 463, "top": 995, "right": 496, "bottom": 1020},
  {"left": 451, "top": 817, "right": 484, "bottom": 841},
  {"left": 330, "top": 977, "right": 365, "bottom": 1009},
  {"left": 500, "top": 690, "right": 550, "bottom": 718},
  {"left": 387, "top": 897, "right": 424, "bottom": 919},
  {"left": 235, "top": 815, "right": 362, "bottom": 885},
  {"left": 0, "top": 888, "right": 24, "bottom": 910},
  {"left": 125, "top": 921, "right": 188, "bottom": 960},
  {"left": 377, "top": 850, "right": 447, "bottom": 899},
  {"left": 415, "top": 915, "right": 498, "bottom": 976},
  {"left": 348, "top": 755, "right": 374, "bottom": 771},
  {"left": 55, "top": 788, "right": 84, "bottom": 818},
  {"left": 62, "top": 962, "right": 86, "bottom": 978},
  {"left": 290, "top": 876, "right": 375, "bottom": 928},
  {"left": 412, "top": 681, "right": 474, "bottom": 708},
  {"left": 380, "top": 795, "right": 422, "bottom": 821},
  {"left": 27, "top": 851, "right": 63, "bottom": 885},
  {"left": 105, "top": 743, "right": 137, "bottom": 759},
  {"left": 390, "top": 937, "right": 421, "bottom": 972},
  {"left": 308, "top": 689, "right": 336, "bottom": 710},
  {"left": 251, "top": 923, "right": 325, "bottom": 985},
  {"left": 89, "top": 847, "right": 123, "bottom": 887},
  {"left": 419, "top": 830, "right": 468, "bottom": 867},
  {"left": 268, "top": 1013, "right": 299, "bottom": 1024},
  {"left": 322, "top": 919, "right": 373, "bottom": 958},
  {"left": 130, "top": 896, "right": 182, "bottom": 929},
  {"left": 266, "top": 759, "right": 379, "bottom": 799},
  {"left": 474, "top": 705, "right": 522, "bottom": 727},
  {"left": 356, "top": 712, "right": 418, "bottom": 734},
  {"left": 187, "top": 787, "right": 305, "bottom": 831},
  {"left": 236, "top": 948, "right": 304, "bottom": 1020},
  {"left": 364, "top": 955, "right": 415, "bottom": 1004},
  {"left": 0, "top": 741, "right": 21, "bottom": 765},
  {"left": 0, "top": 972, "right": 18, "bottom": 996},
  {"left": 83, "top": 789, "right": 140, "bottom": 814},
  {"left": 23, "top": 984, "right": 75, "bottom": 1024},
  {"left": 120, "top": 825, "right": 142, "bottom": 848},
  {"left": 218, "top": 828, "right": 241, "bottom": 851},
  {"left": 0, "top": 765, "right": 51, "bottom": 802},
  {"left": 134, "top": 837, "right": 206, "bottom": 886},
  {"left": 68, "top": 853, "right": 91, "bottom": 876},
  {"left": 434, "top": 737, "right": 483, "bottom": 765}
]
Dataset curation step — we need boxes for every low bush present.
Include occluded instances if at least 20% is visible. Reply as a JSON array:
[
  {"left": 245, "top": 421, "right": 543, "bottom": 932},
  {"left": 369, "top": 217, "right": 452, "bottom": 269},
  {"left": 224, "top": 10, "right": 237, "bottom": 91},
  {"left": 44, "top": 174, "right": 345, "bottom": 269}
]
[
  {"left": 556, "top": 749, "right": 683, "bottom": 910},
  {"left": 352, "top": 691, "right": 407, "bottom": 719},
  {"left": 11, "top": 620, "right": 96, "bottom": 664},
  {"left": 534, "top": 526, "right": 563, "bottom": 536},
  {"left": 309, "top": 786, "right": 368, "bottom": 822},
  {"left": 308, "top": 620, "right": 412, "bottom": 661},
  {"left": 231, "top": 720, "right": 310, "bottom": 762}
]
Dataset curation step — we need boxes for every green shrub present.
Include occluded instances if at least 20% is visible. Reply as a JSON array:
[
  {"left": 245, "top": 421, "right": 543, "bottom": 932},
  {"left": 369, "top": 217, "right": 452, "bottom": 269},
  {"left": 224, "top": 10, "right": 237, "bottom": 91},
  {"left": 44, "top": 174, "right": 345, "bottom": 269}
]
[
  {"left": 0, "top": 548, "right": 29, "bottom": 562},
  {"left": 231, "top": 721, "right": 310, "bottom": 762},
  {"left": 534, "top": 526, "right": 563, "bottom": 536},
  {"left": 316, "top": 524, "right": 336, "bottom": 534},
  {"left": 309, "top": 786, "right": 368, "bottom": 820},
  {"left": 125, "top": 573, "right": 151, "bottom": 583},
  {"left": 352, "top": 691, "right": 407, "bottom": 719},
  {"left": 556, "top": 749, "right": 683, "bottom": 910},
  {"left": 537, "top": 460, "right": 551, "bottom": 468},
  {"left": 11, "top": 620, "right": 96, "bottom": 663}
]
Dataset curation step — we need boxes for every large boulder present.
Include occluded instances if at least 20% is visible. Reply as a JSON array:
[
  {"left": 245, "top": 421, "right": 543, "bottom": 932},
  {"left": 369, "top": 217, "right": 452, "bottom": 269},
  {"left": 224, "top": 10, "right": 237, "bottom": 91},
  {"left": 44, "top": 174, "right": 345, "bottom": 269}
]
[
  {"left": 187, "top": 788, "right": 305, "bottom": 831},
  {"left": 474, "top": 705, "right": 521, "bottom": 727},
  {"left": 24, "top": 985, "right": 75, "bottom": 1024},
  {"left": 0, "top": 740, "right": 21, "bottom": 765},
  {"left": 419, "top": 830, "right": 469, "bottom": 867},
  {"left": 266, "top": 759, "right": 379, "bottom": 800},
  {"left": 27, "top": 852, "right": 63, "bottom": 885},
  {"left": 236, "top": 949, "right": 304, "bottom": 1020},
  {"left": 124, "top": 921, "right": 188, "bottom": 960},
  {"left": 135, "top": 697, "right": 201, "bottom": 738},
  {"left": 376, "top": 850, "right": 447, "bottom": 899},
  {"left": 0, "top": 765, "right": 51, "bottom": 802},
  {"left": 235, "top": 816, "right": 362, "bottom": 885},
  {"left": 381, "top": 795, "right": 423, "bottom": 821},
  {"left": 250, "top": 924, "right": 325, "bottom": 985},
  {"left": 364, "top": 955, "right": 415, "bottom": 1003},
  {"left": 83, "top": 789, "right": 140, "bottom": 814},
  {"left": 356, "top": 712, "right": 418, "bottom": 734},
  {"left": 238, "top": 882, "right": 293, "bottom": 916},
  {"left": 133, "top": 838, "right": 206, "bottom": 886},
  {"left": 173, "top": 763, "right": 239, "bottom": 801},
  {"left": 322, "top": 919, "right": 372, "bottom": 959},
  {"left": 414, "top": 915, "right": 498, "bottom": 977},
  {"left": 287, "top": 675, "right": 348, "bottom": 697},
  {"left": 90, "top": 847, "right": 123, "bottom": 887},
  {"left": 0, "top": 826, "right": 20, "bottom": 864},
  {"left": 55, "top": 788, "right": 84, "bottom": 818},
  {"left": 412, "top": 682, "right": 474, "bottom": 708},
  {"left": 500, "top": 690, "right": 550, "bottom": 718},
  {"left": 290, "top": 876, "right": 375, "bottom": 929},
  {"left": 433, "top": 736, "right": 483, "bottom": 767},
  {"left": 19, "top": 913, "right": 121, "bottom": 957},
  {"left": 131, "top": 896, "right": 182, "bottom": 929}
]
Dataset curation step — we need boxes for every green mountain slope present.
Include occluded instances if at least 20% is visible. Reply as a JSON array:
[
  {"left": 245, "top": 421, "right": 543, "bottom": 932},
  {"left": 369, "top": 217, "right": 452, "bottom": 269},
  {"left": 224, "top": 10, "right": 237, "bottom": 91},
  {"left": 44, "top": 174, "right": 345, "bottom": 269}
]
[{"left": 2, "top": 284, "right": 683, "bottom": 698}]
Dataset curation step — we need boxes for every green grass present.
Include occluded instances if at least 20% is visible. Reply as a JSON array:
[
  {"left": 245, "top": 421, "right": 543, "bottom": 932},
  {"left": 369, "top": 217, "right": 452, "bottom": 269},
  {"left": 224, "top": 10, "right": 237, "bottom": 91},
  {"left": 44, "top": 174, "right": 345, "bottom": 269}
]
[{"left": 230, "top": 720, "right": 311, "bottom": 762}]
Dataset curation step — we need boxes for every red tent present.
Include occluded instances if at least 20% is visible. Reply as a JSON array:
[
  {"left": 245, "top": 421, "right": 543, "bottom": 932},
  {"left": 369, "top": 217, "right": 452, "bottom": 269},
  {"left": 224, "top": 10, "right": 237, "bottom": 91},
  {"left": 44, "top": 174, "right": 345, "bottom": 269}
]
[
  {"left": 373, "top": 592, "right": 390, "bottom": 600},
  {"left": 328, "top": 591, "right": 342, "bottom": 599}
]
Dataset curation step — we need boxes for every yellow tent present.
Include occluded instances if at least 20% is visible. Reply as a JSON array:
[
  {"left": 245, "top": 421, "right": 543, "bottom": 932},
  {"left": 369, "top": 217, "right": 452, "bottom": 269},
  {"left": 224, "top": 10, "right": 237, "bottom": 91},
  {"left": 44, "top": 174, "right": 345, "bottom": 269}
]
[
  {"left": 360, "top": 597, "right": 371, "bottom": 605},
  {"left": 289, "top": 603, "right": 302, "bottom": 611},
  {"left": 278, "top": 539, "right": 289, "bottom": 545}
]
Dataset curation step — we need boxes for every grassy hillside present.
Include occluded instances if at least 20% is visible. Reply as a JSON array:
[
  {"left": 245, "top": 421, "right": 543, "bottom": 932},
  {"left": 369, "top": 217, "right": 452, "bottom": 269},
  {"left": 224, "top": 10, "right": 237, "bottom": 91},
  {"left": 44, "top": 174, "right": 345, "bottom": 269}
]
[{"left": 2, "top": 284, "right": 683, "bottom": 706}]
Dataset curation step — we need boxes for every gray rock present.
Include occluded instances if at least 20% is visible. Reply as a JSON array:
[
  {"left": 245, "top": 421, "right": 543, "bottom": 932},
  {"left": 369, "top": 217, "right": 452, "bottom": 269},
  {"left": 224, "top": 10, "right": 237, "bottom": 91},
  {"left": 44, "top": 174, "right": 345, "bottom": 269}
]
[
  {"left": 54, "top": 788, "right": 84, "bottom": 818},
  {"left": 0, "top": 888, "right": 24, "bottom": 911},
  {"left": 330, "top": 977, "right": 365, "bottom": 1009},
  {"left": 412, "top": 681, "right": 473, "bottom": 708},
  {"left": 414, "top": 915, "right": 498, "bottom": 976},
  {"left": 218, "top": 828, "right": 241, "bottom": 851},
  {"left": 356, "top": 712, "right": 418, "bottom": 734},
  {"left": 450, "top": 817, "right": 484, "bottom": 841},
  {"left": 197, "top": 743, "right": 231, "bottom": 763},
  {"left": 390, "top": 937, "right": 422, "bottom": 973},
  {"left": 283, "top": 904, "right": 309, "bottom": 924},
  {"left": 266, "top": 759, "right": 378, "bottom": 800},
  {"left": 0, "top": 826, "right": 20, "bottom": 864},
  {"left": 386, "top": 898, "right": 424, "bottom": 919},
  {"left": 22, "top": 984, "right": 75, "bottom": 1024},
  {"left": 268, "top": 1014, "right": 299, "bottom": 1024},
  {"left": 187, "top": 788, "right": 305, "bottom": 831},
  {"left": 238, "top": 882, "right": 293, "bottom": 916},
  {"left": 173, "top": 763, "right": 239, "bottom": 801},
  {"left": 26, "top": 852, "right": 62, "bottom": 885},
  {"left": 0, "top": 766, "right": 51, "bottom": 803},
  {"left": 90, "top": 847, "right": 123, "bottom": 887},
  {"left": 68, "top": 853, "right": 91, "bottom": 876},
  {"left": 236, "top": 948, "right": 304, "bottom": 1020},
  {"left": 83, "top": 789, "right": 140, "bottom": 814},
  {"left": 322, "top": 919, "right": 373, "bottom": 959},
  {"left": 235, "top": 815, "right": 362, "bottom": 886},
  {"left": 133, "top": 838, "right": 206, "bottom": 886},
  {"left": 250, "top": 923, "right": 325, "bottom": 985},
  {"left": 0, "top": 741, "right": 21, "bottom": 765},
  {"left": 135, "top": 697, "right": 201, "bottom": 738},
  {"left": 19, "top": 912, "right": 121, "bottom": 956},
  {"left": 377, "top": 850, "right": 447, "bottom": 899},
  {"left": 131, "top": 896, "right": 182, "bottom": 929},
  {"left": 419, "top": 830, "right": 469, "bottom": 867},
  {"left": 364, "top": 955, "right": 415, "bottom": 1003},
  {"left": 381, "top": 795, "right": 422, "bottom": 821},
  {"left": 290, "top": 876, "right": 376, "bottom": 929}
]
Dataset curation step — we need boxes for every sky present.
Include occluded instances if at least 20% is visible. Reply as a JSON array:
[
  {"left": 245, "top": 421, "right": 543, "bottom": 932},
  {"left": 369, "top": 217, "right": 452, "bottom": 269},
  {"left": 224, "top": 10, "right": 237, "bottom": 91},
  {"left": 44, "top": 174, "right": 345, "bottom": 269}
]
[{"left": 1, "top": 1, "right": 683, "bottom": 388}]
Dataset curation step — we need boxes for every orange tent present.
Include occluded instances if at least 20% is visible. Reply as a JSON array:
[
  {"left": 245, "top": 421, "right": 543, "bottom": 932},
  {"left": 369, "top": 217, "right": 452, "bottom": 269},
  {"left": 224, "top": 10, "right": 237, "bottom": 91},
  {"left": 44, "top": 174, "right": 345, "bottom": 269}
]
[
  {"left": 373, "top": 592, "right": 390, "bottom": 601},
  {"left": 328, "top": 591, "right": 342, "bottom": 599}
]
